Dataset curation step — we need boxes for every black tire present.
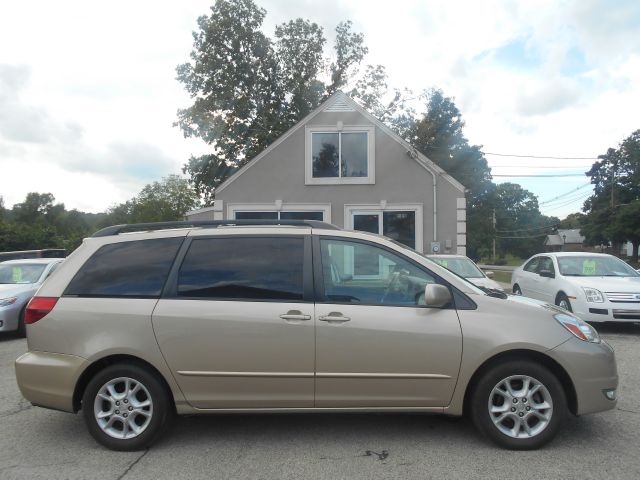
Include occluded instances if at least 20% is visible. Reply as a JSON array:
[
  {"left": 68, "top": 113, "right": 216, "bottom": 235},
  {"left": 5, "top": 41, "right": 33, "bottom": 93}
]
[
  {"left": 16, "top": 307, "right": 26, "bottom": 337},
  {"left": 512, "top": 284, "right": 522, "bottom": 295},
  {"left": 470, "top": 361, "right": 567, "bottom": 450},
  {"left": 556, "top": 293, "right": 573, "bottom": 312},
  {"left": 82, "top": 363, "right": 173, "bottom": 451}
]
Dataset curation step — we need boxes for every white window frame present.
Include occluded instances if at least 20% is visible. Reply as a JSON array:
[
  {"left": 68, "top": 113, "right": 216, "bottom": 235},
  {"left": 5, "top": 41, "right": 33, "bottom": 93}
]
[
  {"left": 305, "top": 125, "right": 375, "bottom": 185},
  {"left": 227, "top": 202, "right": 332, "bottom": 222},
  {"left": 344, "top": 203, "right": 424, "bottom": 253}
]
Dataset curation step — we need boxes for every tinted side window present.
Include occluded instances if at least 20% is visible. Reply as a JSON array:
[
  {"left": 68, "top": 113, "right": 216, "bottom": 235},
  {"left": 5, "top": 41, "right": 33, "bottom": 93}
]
[
  {"left": 177, "top": 237, "right": 304, "bottom": 301},
  {"left": 65, "top": 237, "right": 183, "bottom": 297},
  {"left": 523, "top": 258, "right": 540, "bottom": 273}
]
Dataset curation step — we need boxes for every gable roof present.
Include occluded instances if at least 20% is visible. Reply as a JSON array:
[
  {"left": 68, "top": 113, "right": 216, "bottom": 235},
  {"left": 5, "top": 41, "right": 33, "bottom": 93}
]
[
  {"left": 215, "top": 91, "right": 466, "bottom": 194},
  {"left": 545, "top": 229, "right": 585, "bottom": 246}
]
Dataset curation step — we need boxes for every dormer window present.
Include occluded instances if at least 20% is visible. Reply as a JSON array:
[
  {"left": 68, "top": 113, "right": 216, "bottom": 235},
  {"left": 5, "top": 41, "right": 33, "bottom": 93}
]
[{"left": 305, "top": 126, "right": 375, "bottom": 184}]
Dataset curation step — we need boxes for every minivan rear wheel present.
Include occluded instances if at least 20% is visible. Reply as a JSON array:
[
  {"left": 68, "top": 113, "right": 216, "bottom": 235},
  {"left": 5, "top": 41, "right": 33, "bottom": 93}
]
[
  {"left": 470, "top": 361, "right": 567, "bottom": 450},
  {"left": 82, "top": 363, "right": 172, "bottom": 451}
]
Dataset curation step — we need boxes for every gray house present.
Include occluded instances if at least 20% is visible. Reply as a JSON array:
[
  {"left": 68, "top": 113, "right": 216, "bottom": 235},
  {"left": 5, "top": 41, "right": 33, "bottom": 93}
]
[{"left": 185, "top": 91, "right": 467, "bottom": 255}]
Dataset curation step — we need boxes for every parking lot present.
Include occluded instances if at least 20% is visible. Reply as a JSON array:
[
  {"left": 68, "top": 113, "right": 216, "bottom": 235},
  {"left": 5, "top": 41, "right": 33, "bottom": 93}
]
[{"left": 1, "top": 324, "right": 639, "bottom": 480}]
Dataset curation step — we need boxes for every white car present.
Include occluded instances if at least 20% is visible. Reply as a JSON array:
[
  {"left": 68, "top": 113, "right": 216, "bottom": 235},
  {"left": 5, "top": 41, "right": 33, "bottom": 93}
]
[
  {"left": 427, "top": 254, "right": 504, "bottom": 292},
  {"left": 511, "top": 252, "right": 640, "bottom": 323}
]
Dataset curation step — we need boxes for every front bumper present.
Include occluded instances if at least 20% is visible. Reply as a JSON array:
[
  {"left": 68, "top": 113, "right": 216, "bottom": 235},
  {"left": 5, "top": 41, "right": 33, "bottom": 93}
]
[
  {"left": 573, "top": 301, "right": 640, "bottom": 323},
  {"left": 549, "top": 338, "right": 618, "bottom": 415},
  {"left": 15, "top": 351, "right": 88, "bottom": 412}
]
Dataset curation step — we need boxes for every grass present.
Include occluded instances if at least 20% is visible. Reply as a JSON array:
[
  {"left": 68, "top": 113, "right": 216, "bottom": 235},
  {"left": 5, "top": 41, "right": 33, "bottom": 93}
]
[{"left": 491, "top": 271, "right": 512, "bottom": 285}]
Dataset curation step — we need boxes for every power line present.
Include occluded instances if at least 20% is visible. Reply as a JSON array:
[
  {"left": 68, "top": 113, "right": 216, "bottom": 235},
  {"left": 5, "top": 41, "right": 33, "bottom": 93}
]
[
  {"left": 483, "top": 152, "right": 598, "bottom": 160},
  {"left": 490, "top": 165, "right": 592, "bottom": 169},
  {"left": 541, "top": 192, "right": 592, "bottom": 212},
  {"left": 496, "top": 233, "right": 550, "bottom": 239},
  {"left": 495, "top": 223, "right": 560, "bottom": 233},
  {"left": 493, "top": 173, "right": 587, "bottom": 177},
  {"left": 539, "top": 183, "right": 592, "bottom": 205},
  {"left": 419, "top": 144, "right": 599, "bottom": 160}
]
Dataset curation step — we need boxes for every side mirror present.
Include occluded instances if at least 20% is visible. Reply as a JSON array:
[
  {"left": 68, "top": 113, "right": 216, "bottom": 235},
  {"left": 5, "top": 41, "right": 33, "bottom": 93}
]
[
  {"left": 485, "top": 270, "right": 494, "bottom": 278},
  {"left": 425, "top": 284, "right": 452, "bottom": 308},
  {"left": 539, "top": 269, "right": 554, "bottom": 278}
]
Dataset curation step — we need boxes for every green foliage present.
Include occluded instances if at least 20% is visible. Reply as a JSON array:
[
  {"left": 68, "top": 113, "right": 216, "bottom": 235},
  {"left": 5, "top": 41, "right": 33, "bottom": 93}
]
[
  {"left": 559, "top": 212, "right": 584, "bottom": 229},
  {"left": 0, "top": 193, "right": 99, "bottom": 252},
  {"left": 100, "top": 175, "right": 201, "bottom": 226},
  {"left": 176, "top": 0, "right": 408, "bottom": 202},
  {"left": 582, "top": 130, "right": 640, "bottom": 261},
  {"left": 405, "top": 89, "right": 494, "bottom": 258}
]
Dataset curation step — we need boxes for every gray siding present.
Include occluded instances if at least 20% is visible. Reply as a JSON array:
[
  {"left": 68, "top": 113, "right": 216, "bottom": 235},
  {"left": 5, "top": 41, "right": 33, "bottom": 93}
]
[{"left": 191, "top": 106, "right": 465, "bottom": 254}]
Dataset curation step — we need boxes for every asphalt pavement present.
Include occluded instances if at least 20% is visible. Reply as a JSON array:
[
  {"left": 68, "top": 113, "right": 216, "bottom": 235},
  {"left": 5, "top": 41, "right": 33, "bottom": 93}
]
[{"left": 1, "top": 324, "right": 639, "bottom": 480}]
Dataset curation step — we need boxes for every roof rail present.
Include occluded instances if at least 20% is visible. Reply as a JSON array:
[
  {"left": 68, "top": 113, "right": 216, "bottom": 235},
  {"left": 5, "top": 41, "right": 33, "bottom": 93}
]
[{"left": 91, "top": 219, "right": 341, "bottom": 237}]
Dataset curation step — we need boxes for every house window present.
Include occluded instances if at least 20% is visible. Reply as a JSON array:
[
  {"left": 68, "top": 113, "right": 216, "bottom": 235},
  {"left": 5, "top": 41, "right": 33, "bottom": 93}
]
[
  {"left": 345, "top": 204, "right": 423, "bottom": 252},
  {"left": 305, "top": 126, "right": 375, "bottom": 185},
  {"left": 234, "top": 211, "right": 324, "bottom": 221}
]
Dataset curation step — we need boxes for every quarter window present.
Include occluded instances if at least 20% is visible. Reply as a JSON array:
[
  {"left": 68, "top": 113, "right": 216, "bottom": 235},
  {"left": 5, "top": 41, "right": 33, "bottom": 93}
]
[
  {"left": 64, "top": 237, "right": 183, "bottom": 297},
  {"left": 177, "top": 237, "right": 304, "bottom": 301},
  {"left": 320, "top": 238, "right": 436, "bottom": 306},
  {"left": 523, "top": 258, "right": 540, "bottom": 273}
]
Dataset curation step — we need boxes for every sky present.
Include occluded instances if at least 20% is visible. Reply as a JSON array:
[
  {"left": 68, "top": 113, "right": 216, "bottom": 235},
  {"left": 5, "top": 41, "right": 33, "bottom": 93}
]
[{"left": 1, "top": 0, "right": 639, "bottom": 218}]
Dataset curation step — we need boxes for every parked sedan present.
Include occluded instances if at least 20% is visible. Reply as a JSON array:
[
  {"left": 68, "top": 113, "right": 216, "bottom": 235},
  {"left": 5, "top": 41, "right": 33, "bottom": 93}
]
[
  {"left": 0, "top": 258, "right": 63, "bottom": 335},
  {"left": 428, "top": 254, "right": 504, "bottom": 291},
  {"left": 511, "top": 252, "right": 640, "bottom": 322}
]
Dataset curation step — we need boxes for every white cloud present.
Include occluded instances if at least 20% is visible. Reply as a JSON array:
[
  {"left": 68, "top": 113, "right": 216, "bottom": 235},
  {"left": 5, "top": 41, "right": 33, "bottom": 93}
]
[{"left": 0, "top": 0, "right": 638, "bottom": 220}]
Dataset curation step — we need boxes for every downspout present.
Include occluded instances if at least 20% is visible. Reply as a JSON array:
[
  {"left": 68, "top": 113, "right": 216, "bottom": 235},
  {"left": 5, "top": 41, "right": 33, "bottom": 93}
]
[{"left": 432, "top": 171, "right": 437, "bottom": 242}]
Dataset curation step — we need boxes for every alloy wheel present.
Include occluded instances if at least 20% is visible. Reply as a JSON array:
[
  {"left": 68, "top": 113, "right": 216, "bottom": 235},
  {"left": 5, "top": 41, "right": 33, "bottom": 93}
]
[
  {"left": 93, "top": 377, "right": 154, "bottom": 440},
  {"left": 488, "top": 375, "right": 553, "bottom": 439}
]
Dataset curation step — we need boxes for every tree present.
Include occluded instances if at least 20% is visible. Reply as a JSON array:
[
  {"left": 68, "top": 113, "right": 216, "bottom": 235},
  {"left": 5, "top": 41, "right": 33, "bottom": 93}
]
[
  {"left": 492, "top": 183, "right": 558, "bottom": 259},
  {"left": 176, "top": 0, "right": 383, "bottom": 202},
  {"left": 406, "top": 89, "right": 494, "bottom": 258},
  {"left": 559, "top": 212, "right": 585, "bottom": 229},
  {"left": 582, "top": 130, "right": 640, "bottom": 261},
  {"left": 101, "top": 175, "right": 201, "bottom": 226}
]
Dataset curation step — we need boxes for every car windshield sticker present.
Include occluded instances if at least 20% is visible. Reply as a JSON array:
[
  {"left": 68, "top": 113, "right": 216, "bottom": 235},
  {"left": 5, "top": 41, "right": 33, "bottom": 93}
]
[
  {"left": 12, "top": 267, "right": 22, "bottom": 283},
  {"left": 582, "top": 259, "right": 596, "bottom": 275},
  {"left": 441, "top": 260, "right": 448, "bottom": 267}
]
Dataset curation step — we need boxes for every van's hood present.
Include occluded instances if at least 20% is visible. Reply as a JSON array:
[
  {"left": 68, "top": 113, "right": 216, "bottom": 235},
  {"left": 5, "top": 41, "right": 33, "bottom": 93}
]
[
  {"left": 469, "top": 276, "right": 504, "bottom": 291},
  {"left": 0, "top": 283, "right": 37, "bottom": 297},
  {"left": 561, "top": 275, "right": 640, "bottom": 291}
]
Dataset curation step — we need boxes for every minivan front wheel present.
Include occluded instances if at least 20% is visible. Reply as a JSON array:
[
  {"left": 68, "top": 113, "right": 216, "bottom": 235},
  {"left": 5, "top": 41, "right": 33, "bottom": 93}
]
[
  {"left": 82, "top": 363, "right": 172, "bottom": 451},
  {"left": 471, "top": 361, "right": 567, "bottom": 450}
]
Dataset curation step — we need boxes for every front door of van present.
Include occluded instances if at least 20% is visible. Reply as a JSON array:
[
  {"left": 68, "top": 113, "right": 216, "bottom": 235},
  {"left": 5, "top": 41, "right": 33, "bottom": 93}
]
[
  {"left": 152, "top": 234, "right": 315, "bottom": 409},
  {"left": 313, "top": 236, "right": 463, "bottom": 407}
]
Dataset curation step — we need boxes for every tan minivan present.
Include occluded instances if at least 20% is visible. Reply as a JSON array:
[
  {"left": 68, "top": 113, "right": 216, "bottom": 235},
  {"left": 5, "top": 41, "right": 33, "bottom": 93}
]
[{"left": 15, "top": 220, "right": 618, "bottom": 451}]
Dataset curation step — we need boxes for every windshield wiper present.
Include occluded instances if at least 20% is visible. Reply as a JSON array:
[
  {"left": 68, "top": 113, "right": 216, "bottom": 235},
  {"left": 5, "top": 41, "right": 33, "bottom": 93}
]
[{"left": 478, "top": 286, "right": 508, "bottom": 299}]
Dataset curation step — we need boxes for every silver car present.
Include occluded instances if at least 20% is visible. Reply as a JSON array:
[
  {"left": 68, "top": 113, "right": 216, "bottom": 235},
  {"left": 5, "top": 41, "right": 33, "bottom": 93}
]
[
  {"left": 14, "top": 221, "right": 617, "bottom": 451},
  {"left": 427, "top": 254, "right": 504, "bottom": 292},
  {"left": 0, "top": 258, "right": 63, "bottom": 335}
]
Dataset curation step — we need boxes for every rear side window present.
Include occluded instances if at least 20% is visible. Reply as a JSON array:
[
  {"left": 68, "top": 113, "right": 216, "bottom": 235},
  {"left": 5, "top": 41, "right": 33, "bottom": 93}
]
[
  {"left": 65, "top": 237, "right": 183, "bottom": 297},
  {"left": 523, "top": 258, "right": 540, "bottom": 273},
  {"left": 177, "top": 237, "right": 304, "bottom": 301}
]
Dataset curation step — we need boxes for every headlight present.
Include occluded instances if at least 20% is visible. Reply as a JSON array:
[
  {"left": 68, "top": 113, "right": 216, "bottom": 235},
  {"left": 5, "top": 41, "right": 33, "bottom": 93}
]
[
  {"left": 554, "top": 313, "right": 600, "bottom": 343},
  {"left": 583, "top": 287, "right": 604, "bottom": 303},
  {"left": 0, "top": 297, "right": 18, "bottom": 307}
]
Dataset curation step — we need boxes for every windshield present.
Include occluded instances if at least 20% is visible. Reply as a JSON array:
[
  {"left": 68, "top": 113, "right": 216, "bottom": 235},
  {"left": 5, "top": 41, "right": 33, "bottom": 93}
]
[
  {"left": 382, "top": 237, "right": 487, "bottom": 295},
  {"left": 557, "top": 256, "right": 639, "bottom": 277},
  {"left": 430, "top": 257, "right": 485, "bottom": 278},
  {"left": 0, "top": 264, "right": 47, "bottom": 284}
]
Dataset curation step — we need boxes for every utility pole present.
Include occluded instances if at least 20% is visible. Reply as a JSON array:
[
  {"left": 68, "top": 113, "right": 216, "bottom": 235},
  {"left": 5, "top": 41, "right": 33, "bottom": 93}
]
[{"left": 492, "top": 209, "right": 496, "bottom": 262}]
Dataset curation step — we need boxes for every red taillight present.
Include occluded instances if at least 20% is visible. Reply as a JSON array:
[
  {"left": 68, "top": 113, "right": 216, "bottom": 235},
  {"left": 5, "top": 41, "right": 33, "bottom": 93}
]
[{"left": 24, "top": 297, "right": 59, "bottom": 325}]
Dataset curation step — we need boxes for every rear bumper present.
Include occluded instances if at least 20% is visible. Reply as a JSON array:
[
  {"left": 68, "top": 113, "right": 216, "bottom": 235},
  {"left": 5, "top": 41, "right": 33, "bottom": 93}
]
[
  {"left": 549, "top": 338, "right": 618, "bottom": 415},
  {"left": 15, "top": 351, "right": 88, "bottom": 413}
]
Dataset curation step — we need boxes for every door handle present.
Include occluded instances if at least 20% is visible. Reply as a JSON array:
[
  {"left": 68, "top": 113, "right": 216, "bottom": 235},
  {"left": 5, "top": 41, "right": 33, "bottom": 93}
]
[
  {"left": 280, "top": 312, "right": 312, "bottom": 321},
  {"left": 319, "top": 313, "right": 351, "bottom": 323}
]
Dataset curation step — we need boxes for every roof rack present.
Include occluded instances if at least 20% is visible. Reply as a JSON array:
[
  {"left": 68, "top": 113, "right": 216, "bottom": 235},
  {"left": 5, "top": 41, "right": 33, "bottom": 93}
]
[{"left": 91, "top": 219, "right": 341, "bottom": 237}]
